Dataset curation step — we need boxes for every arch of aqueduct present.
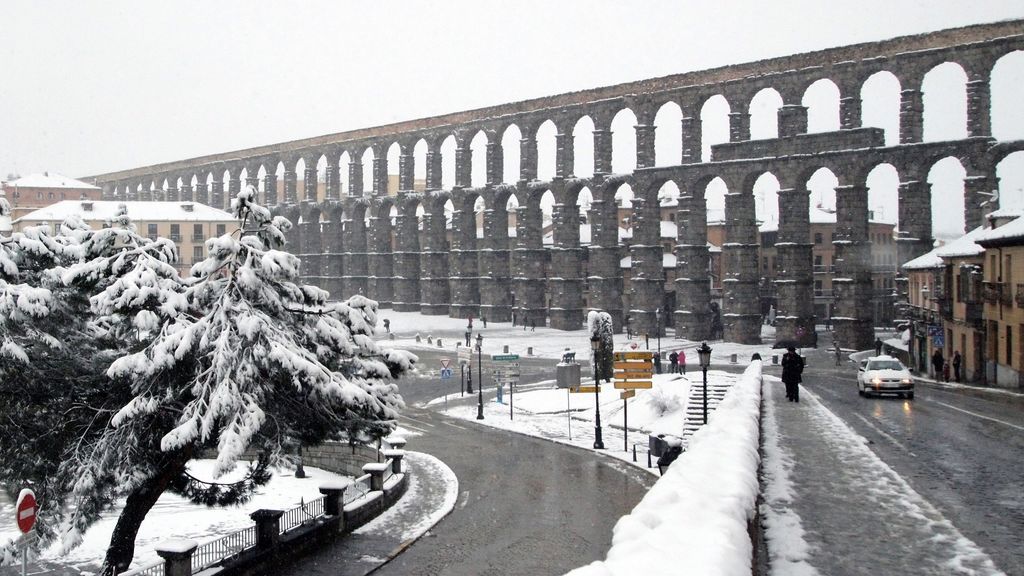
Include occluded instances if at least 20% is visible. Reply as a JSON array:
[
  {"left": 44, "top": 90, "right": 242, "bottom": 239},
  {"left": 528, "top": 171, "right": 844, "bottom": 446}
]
[{"left": 87, "top": 19, "right": 1024, "bottom": 351}]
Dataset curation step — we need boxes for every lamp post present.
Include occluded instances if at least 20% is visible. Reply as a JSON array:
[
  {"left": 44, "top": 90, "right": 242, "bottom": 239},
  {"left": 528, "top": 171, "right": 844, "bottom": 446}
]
[
  {"left": 590, "top": 334, "right": 605, "bottom": 449},
  {"left": 697, "top": 342, "right": 712, "bottom": 424},
  {"left": 655, "top": 307, "right": 661, "bottom": 372},
  {"left": 466, "top": 329, "right": 473, "bottom": 394},
  {"left": 476, "top": 333, "right": 485, "bottom": 420}
]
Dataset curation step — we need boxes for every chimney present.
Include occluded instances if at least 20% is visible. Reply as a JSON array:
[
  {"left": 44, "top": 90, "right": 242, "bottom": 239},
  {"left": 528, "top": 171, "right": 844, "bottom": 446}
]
[
  {"left": 81, "top": 201, "right": 93, "bottom": 212},
  {"left": 181, "top": 203, "right": 194, "bottom": 212}
]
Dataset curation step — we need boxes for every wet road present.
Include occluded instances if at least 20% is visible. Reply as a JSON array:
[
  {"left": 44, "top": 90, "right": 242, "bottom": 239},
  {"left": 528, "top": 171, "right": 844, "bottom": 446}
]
[
  {"left": 373, "top": 349, "right": 656, "bottom": 576},
  {"left": 792, "top": 354, "right": 1024, "bottom": 575}
]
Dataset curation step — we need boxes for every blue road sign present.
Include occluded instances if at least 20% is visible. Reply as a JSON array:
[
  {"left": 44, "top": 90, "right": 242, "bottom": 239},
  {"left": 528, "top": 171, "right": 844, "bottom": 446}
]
[{"left": 440, "top": 367, "right": 454, "bottom": 380}]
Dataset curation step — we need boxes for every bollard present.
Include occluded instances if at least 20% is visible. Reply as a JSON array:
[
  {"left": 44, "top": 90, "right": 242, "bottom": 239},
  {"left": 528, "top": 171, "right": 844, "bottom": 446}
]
[
  {"left": 362, "top": 463, "right": 389, "bottom": 491},
  {"left": 503, "top": 345, "right": 509, "bottom": 353},
  {"left": 155, "top": 540, "right": 198, "bottom": 576},
  {"left": 772, "top": 354, "right": 778, "bottom": 365},
  {"left": 647, "top": 451, "right": 651, "bottom": 468},
  {"left": 437, "top": 339, "right": 443, "bottom": 347},
  {"left": 632, "top": 445, "right": 637, "bottom": 462},
  {"left": 730, "top": 353, "right": 737, "bottom": 364},
  {"left": 527, "top": 346, "right": 533, "bottom": 356},
  {"left": 416, "top": 334, "right": 421, "bottom": 343}
]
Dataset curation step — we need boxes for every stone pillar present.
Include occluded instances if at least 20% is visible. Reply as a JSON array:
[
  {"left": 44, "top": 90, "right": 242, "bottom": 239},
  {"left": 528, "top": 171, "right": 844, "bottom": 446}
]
[
  {"left": 833, "top": 184, "right": 874, "bottom": 351},
  {"left": 210, "top": 174, "right": 225, "bottom": 209},
  {"left": 373, "top": 152, "right": 388, "bottom": 195},
  {"left": 154, "top": 540, "right": 198, "bottom": 576},
  {"left": 322, "top": 211, "right": 345, "bottom": 299},
  {"left": 486, "top": 141, "right": 504, "bottom": 185},
  {"left": 139, "top": 183, "right": 152, "bottom": 202},
  {"left": 349, "top": 156, "right": 364, "bottom": 196},
  {"left": 362, "top": 463, "right": 388, "bottom": 492},
  {"left": 228, "top": 172, "right": 242, "bottom": 206},
  {"left": 325, "top": 159, "right": 340, "bottom": 200},
  {"left": 382, "top": 449, "right": 405, "bottom": 474},
  {"left": 166, "top": 182, "right": 179, "bottom": 202},
  {"left": 722, "top": 188, "right": 761, "bottom": 344},
  {"left": 299, "top": 202, "right": 322, "bottom": 288},
  {"left": 179, "top": 183, "right": 193, "bottom": 203},
  {"left": 588, "top": 197, "right": 625, "bottom": 330},
  {"left": 774, "top": 186, "right": 816, "bottom": 346},
  {"left": 194, "top": 181, "right": 209, "bottom": 206},
  {"left": 777, "top": 105, "right": 808, "bottom": 138},
  {"left": 520, "top": 127, "right": 538, "bottom": 181},
  {"left": 839, "top": 87, "right": 862, "bottom": 130},
  {"left": 341, "top": 210, "right": 369, "bottom": 297},
  {"left": 426, "top": 147, "right": 443, "bottom": 190},
  {"left": 304, "top": 164, "right": 318, "bottom": 203},
  {"left": 263, "top": 172, "right": 278, "bottom": 207},
  {"left": 513, "top": 198, "right": 548, "bottom": 328},
  {"left": 966, "top": 77, "right": 991, "bottom": 138},
  {"left": 680, "top": 107, "right": 701, "bottom": 163},
  {"left": 674, "top": 190, "right": 712, "bottom": 340},
  {"left": 899, "top": 87, "right": 924, "bottom": 144},
  {"left": 368, "top": 209, "right": 394, "bottom": 307},
  {"left": 593, "top": 127, "right": 613, "bottom": 175},
  {"left": 554, "top": 126, "right": 573, "bottom": 178},
  {"left": 282, "top": 167, "right": 297, "bottom": 204},
  {"left": 964, "top": 172, "right": 998, "bottom": 231},
  {"left": 448, "top": 205, "right": 480, "bottom": 319},
  {"left": 250, "top": 509, "right": 284, "bottom": 549},
  {"left": 728, "top": 111, "right": 751, "bottom": 142},
  {"left": 455, "top": 146, "right": 472, "bottom": 188},
  {"left": 244, "top": 171, "right": 260, "bottom": 197},
  {"left": 627, "top": 194, "right": 665, "bottom": 338},
  {"left": 319, "top": 482, "right": 348, "bottom": 519},
  {"left": 634, "top": 123, "right": 656, "bottom": 169},
  {"left": 419, "top": 204, "right": 451, "bottom": 314},
  {"left": 281, "top": 206, "right": 302, "bottom": 258},
  {"left": 399, "top": 144, "right": 415, "bottom": 191},
  {"left": 392, "top": 205, "right": 421, "bottom": 311},
  {"left": 548, "top": 201, "right": 585, "bottom": 330},
  {"left": 479, "top": 199, "right": 513, "bottom": 322},
  {"left": 896, "top": 178, "right": 933, "bottom": 267}
]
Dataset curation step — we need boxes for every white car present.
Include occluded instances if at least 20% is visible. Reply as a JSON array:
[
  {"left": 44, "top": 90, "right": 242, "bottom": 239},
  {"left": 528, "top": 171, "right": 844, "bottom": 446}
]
[{"left": 858, "top": 355, "right": 914, "bottom": 399}]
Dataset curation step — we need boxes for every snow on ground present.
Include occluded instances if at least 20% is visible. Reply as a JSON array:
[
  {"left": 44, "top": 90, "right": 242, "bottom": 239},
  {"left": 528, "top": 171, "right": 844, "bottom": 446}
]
[
  {"left": 760, "top": 374, "right": 819, "bottom": 576},
  {"left": 376, "top": 309, "right": 778, "bottom": 365},
  {"left": 0, "top": 462, "right": 349, "bottom": 572},
  {"left": 566, "top": 361, "right": 763, "bottom": 576},
  {"left": 354, "top": 451, "right": 458, "bottom": 542}
]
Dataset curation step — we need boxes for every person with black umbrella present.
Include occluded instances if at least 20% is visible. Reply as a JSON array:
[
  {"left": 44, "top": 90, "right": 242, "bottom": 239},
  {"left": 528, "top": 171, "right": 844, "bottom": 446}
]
[{"left": 782, "top": 345, "right": 804, "bottom": 402}]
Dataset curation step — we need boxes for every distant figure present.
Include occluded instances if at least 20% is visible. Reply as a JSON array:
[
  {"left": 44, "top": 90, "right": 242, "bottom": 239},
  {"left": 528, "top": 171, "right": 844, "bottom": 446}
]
[
  {"left": 512, "top": 311, "right": 517, "bottom": 327},
  {"left": 383, "top": 318, "right": 390, "bottom": 333},
  {"left": 654, "top": 352, "right": 662, "bottom": 374},
  {"left": 668, "top": 351, "right": 679, "bottom": 373},
  {"left": 833, "top": 341, "right": 841, "bottom": 366},
  {"left": 679, "top": 349, "right": 686, "bottom": 374},
  {"left": 530, "top": 319, "right": 536, "bottom": 332},
  {"left": 468, "top": 315, "right": 473, "bottom": 330},
  {"left": 781, "top": 346, "right": 803, "bottom": 402},
  {"left": 625, "top": 315, "right": 632, "bottom": 339},
  {"left": 952, "top": 350, "right": 962, "bottom": 382},
  {"left": 482, "top": 316, "right": 487, "bottom": 328},
  {"left": 943, "top": 360, "right": 951, "bottom": 383},
  {"left": 875, "top": 338, "right": 883, "bottom": 356},
  {"left": 465, "top": 331, "right": 471, "bottom": 347},
  {"left": 931, "top": 348, "right": 945, "bottom": 380}
]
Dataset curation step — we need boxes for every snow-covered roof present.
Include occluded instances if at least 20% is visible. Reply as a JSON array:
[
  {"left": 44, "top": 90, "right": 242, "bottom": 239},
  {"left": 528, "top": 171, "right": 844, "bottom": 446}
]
[
  {"left": 14, "top": 200, "right": 238, "bottom": 224},
  {"left": 5, "top": 172, "right": 99, "bottom": 190},
  {"left": 901, "top": 247, "right": 944, "bottom": 270},
  {"left": 933, "top": 225, "right": 988, "bottom": 259},
  {"left": 976, "top": 213, "right": 1024, "bottom": 244},
  {"left": 986, "top": 207, "right": 1024, "bottom": 220}
]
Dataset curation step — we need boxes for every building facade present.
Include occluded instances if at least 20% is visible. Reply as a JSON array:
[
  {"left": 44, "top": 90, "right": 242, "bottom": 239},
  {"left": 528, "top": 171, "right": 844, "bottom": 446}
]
[{"left": 2, "top": 172, "right": 102, "bottom": 221}]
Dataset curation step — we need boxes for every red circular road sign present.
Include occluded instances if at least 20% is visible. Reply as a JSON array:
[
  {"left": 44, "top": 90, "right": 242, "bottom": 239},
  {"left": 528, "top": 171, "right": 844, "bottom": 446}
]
[{"left": 16, "top": 489, "right": 37, "bottom": 533}]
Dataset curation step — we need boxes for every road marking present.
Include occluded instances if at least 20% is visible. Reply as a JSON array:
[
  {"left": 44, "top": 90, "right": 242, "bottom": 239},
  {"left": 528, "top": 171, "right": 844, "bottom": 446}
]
[
  {"left": 932, "top": 401, "right": 1024, "bottom": 433},
  {"left": 458, "top": 491, "right": 470, "bottom": 509},
  {"left": 400, "top": 414, "right": 436, "bottom": 429},
  {"left": 441, "top": 420, "right": 467, "bottom": 430},
  {"left": 851, "top": 413, "right": 916, "bottom": 457}
]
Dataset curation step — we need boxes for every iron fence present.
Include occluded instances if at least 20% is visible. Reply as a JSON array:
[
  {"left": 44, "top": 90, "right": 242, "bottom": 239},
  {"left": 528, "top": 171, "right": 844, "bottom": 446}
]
[
  {"left": 190, "top": 525, "right": 256, "bottom": 573},
  {"left": 279, "top": 496, "right": 325, "bottom": 534},
  {"left": 118, "top": 559, "right": 165, "bottom": 576}
]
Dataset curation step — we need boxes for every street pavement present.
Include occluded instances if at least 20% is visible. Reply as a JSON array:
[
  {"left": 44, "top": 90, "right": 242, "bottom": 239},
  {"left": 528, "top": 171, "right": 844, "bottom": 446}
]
[{"left": 763, "top": 339, "right": 1023, "bottom": 575}]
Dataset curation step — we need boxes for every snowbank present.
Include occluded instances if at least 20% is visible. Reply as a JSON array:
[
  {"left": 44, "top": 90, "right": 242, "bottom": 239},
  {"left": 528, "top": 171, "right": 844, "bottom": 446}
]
[{"left": 566, "top": 361, "right": 763, "bottom": 576}]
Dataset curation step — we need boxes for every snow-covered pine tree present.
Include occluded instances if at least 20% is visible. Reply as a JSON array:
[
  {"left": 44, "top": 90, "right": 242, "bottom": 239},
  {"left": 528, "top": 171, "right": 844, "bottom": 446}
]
[
  {"left": 586, "top": 310, "right": 615, "bottom": 382},
  {"left": 0, "top": 190, "right": 415, "bottom": 574}
]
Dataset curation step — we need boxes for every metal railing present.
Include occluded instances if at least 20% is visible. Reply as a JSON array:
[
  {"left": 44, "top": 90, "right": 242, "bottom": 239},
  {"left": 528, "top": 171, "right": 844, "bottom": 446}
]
[
  {"left": 279, "top": 496, "right": 325, "bottom": 534},
  {"left": 983, "top": 281, "right": 1003, "bottom": 304},
  {"left": 344, "top": 474, "right": 374, "bottom": 506},
  {"left": 191, "top": 526, "right": 256, "bottom": 573},
  {"left": 1017, "top": 283, "right": 1024, "bottom": 308},
  {"left": 119, "top": 559, "right": 165, "bottom": 576}
]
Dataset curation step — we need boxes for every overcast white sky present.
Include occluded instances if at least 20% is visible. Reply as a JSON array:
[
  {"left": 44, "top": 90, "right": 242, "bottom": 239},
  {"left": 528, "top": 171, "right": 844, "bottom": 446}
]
[{"left": 2, "top": 0, "right": 1023, "bottom": 235}]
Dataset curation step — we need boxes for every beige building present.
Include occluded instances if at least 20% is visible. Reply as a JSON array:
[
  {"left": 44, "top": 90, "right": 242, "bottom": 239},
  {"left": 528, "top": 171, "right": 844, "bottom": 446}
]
[
  {"left": 2, "top": 172, "right": 103, "bottom": 221},
  {"left": 13, "top": 200, "right": 239, "bottom": 276},
  {"left": 976, "top": 209, "right": 1024, "bottom": 388}
]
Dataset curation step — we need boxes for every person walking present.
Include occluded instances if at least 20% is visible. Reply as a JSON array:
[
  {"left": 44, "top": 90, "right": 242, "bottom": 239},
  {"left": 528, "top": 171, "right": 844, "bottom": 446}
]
[
  {"left": 782, "top": 346, "right": 803, "bottom": 402},
  {"left": 530, "top": 319, "right": 536, "bottom": 332},
  {"left": 383, "top": 318, "right": 390, "bottom": 333},
  {"left": 482, "top": 316, "right": 487, "bottom": 328},
  {"left": 875, "top": 337, "right": 883, "bottom": 356},
  {"left": 931, "top": 348, "right": 945, "bottom": 380},
  {"left": 679, "top": 348, "right": 686, "bottom": 374},
  {"left": 833, "top": 341, "right": 842, "bottom": 367},
  {"left": 952, "top": 350, "right": 962, "bottom": 382},
  {"left": 668, "top": 351, "right": 679, "bottom": 374},
  {"left": 654, "top": 351, "right": 662, "bottom": 374}
]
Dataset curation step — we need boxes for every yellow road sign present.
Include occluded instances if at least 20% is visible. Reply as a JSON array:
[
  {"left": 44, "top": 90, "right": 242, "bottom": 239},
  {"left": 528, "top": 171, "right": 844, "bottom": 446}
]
[
  {"left": 615, "top": 371, "right": 655, "bottom": 381},
  {"left": 614, "top": 380, "right": 653, "bottom": 389},
  {"left": 620, "top": 390, "right": 636, "bottom": 400},
  {"left": 614, "top": 351, "right": 654, "bottom": 360},
  {"left": 613, "top": 361, "right": 653, "bottom": 371},
  {"left": 572, "top": 385, "right": 601, "bottom": 393}
]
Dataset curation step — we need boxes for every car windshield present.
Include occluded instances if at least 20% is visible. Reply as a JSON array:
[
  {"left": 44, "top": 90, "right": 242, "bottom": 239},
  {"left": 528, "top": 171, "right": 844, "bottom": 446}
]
[{"left": 867, "top": 360, "right": 903, "bottom": 371}]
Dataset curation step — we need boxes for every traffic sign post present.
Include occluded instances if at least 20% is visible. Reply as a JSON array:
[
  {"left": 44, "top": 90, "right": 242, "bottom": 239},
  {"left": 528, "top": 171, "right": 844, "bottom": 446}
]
[
  {"left": 613, "top": 351, "right": 655, "bottom": 452},
  {"left": 16, "top": 489, "right": 37, "bottom": 576},
  {"left": 492, "top": 354, "right": 520, "bottom": 420}
]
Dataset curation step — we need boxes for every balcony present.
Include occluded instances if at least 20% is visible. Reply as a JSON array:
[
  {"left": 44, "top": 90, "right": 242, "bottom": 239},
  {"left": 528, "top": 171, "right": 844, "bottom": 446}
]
[
  {"left": 812, "top": 264, "right": 835, "bottom": 274},
  {"left": 191, "top": 234, "right": 206, "bottom": 242},
  {"left": 1017, "top": 284, "right": 1024, "bottom": 308},
  {"left": 169, "top": 234, "right": 182, "bottom": 243},
  {"left": 965, "top": 302, "right": 984, "bottom": 327},
  {"left": 982, "top": 281, "right": 1003, "bottom": 304}
]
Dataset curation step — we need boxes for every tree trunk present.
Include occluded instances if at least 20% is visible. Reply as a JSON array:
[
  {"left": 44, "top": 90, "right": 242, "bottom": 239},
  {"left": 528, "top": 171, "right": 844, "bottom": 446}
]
[{"left": 98, "top": 446, "right": 193, "bottom": 576}]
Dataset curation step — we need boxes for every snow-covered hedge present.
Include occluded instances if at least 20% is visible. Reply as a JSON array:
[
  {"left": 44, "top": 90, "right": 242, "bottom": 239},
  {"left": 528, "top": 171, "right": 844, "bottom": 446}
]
[{"left": 567, "top": 361, "right": 763, "bottom": 576}]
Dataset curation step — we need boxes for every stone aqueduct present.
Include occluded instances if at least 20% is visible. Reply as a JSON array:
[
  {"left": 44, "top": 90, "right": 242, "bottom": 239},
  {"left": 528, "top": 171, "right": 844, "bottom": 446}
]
[{"left": 87, "top": 20, "right": 1024, "bottom": 351}]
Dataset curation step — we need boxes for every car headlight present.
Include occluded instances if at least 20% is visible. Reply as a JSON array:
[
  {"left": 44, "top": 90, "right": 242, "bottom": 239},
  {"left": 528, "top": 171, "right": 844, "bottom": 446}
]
[
  {"left": 901, "top": 378, "right": 911, "bottom": 384},
  {"left": 871, "top": 378, "right": 882, "bottom": 385}
]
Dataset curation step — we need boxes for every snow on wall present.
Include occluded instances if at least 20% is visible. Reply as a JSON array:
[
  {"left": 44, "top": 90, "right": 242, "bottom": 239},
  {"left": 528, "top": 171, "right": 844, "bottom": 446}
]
[{"left": 566, "top": 361, "right": 763, "bottom": 576}]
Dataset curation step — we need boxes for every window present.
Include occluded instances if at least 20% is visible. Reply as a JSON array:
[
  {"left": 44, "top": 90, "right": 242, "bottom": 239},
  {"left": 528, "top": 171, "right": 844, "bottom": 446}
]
[
  {"left": 814, "top": 280, "right": 823, "bottom": 296},
  {"left": 216, "top": 224, "right": 226, "bottom": 236},
  {"left": 814, "top": 233, "right": 823, "bottom": 244},
  {"left": 147, "top": 224, "right": 158, "bottom": 239},
  {"left": 771, "top": 257, "right": 777, "bottom": 271},
  {"left": 170, "top": 224, "right": 180, "bottom": 242},
  {"left": 193, "top": 224, "right": 204, "bottom": 241},
  {"left": 192, "top": 245, "right": 203, "bottom": 264},
  {"left": 814, "top": 255, "right": 822, "bottom": 266}
]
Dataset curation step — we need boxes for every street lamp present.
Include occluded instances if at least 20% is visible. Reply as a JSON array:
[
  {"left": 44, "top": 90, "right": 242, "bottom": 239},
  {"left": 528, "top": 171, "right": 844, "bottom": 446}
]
[
  {"left": 590, "top": 334, "right": 605, "bottom": 449},
  {"left": 476, "top": 333, "right": 485, "bottom": 420},
  {"left": 697, "top": 342, "right": 712, "bottom": 424},
  {"left": 466, "top": 330, "right": 473, "bottom": 394},
  {"left": 655, "top": 307, "right": 661, "bottom": 372}
]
